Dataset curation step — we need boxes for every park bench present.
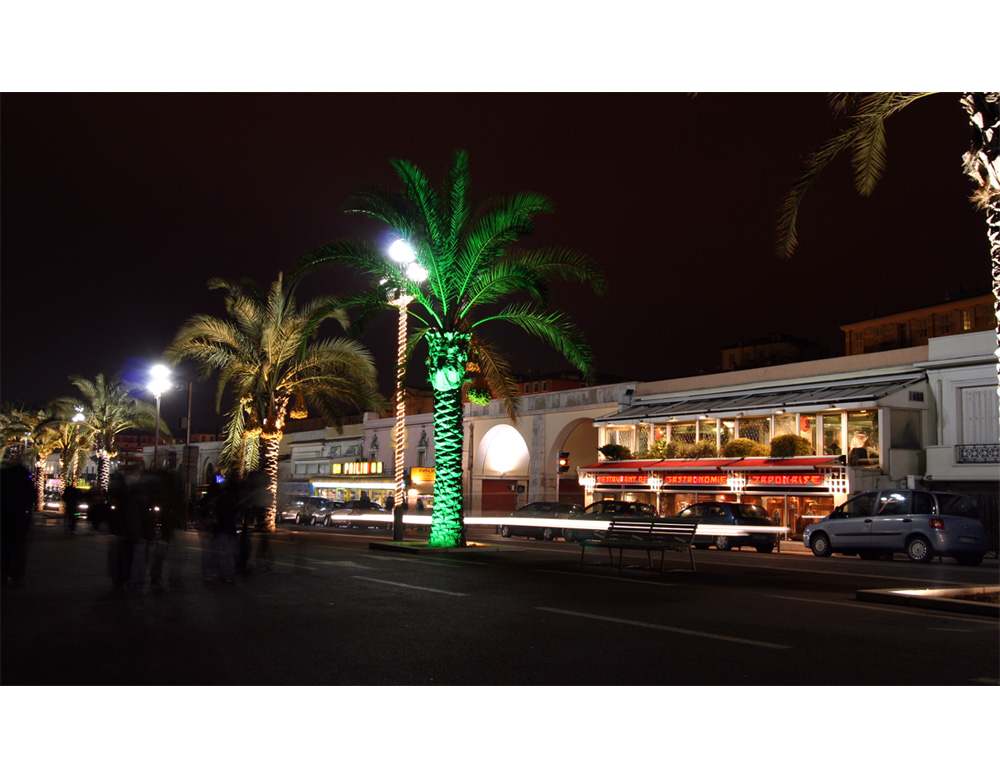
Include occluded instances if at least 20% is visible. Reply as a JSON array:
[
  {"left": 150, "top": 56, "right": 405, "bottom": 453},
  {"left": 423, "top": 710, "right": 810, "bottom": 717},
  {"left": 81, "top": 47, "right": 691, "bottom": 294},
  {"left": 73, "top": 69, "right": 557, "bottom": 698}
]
[{"left": 579, "top": 518, "right": 698, "bottom": 573}]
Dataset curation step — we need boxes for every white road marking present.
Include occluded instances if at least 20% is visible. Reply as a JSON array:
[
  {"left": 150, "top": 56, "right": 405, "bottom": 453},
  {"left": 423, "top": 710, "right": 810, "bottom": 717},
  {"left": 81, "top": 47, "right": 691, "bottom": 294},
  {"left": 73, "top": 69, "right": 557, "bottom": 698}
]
[
  {"left": 351, "top": 576, "right": 468, "bottom": 596},
  {"left": 535, "top": 569, "right": 678, "bottom": 586},
  {"left": 765, "top": 594, "right": 1000, "bottom": 625},
  {"left": 537, "top": 607, "right": 791, "bottom": 649}
]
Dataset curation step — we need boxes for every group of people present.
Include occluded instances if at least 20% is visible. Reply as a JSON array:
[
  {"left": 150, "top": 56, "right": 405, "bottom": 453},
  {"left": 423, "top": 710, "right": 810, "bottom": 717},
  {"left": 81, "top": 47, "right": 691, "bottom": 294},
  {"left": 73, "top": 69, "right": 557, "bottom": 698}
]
[{"left": 193, "top": 471, "right": 272, "bottom": 582}]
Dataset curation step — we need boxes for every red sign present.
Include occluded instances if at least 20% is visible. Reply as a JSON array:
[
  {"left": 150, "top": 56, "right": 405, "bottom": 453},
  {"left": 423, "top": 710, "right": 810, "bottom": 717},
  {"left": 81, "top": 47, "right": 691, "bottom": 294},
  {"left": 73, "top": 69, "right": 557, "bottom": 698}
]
[
  {"left": 748, "top": 474, "right": 825, "bottom": 487},
  {"left": 596, "top": 474, "right": 650, "bottom": 484},
  {"left": 594, "top": 473, "right": 828, "bottom": 489}
]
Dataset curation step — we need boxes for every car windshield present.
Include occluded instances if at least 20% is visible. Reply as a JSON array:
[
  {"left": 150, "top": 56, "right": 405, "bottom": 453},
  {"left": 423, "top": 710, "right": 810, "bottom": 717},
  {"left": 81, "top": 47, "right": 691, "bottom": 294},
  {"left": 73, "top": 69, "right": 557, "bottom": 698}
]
[
  {"left": 732, "top": 504, "right": 768, "bottom": 519},
  {"left": 936, "top": 494, "right": 979, "bottom": 518}
]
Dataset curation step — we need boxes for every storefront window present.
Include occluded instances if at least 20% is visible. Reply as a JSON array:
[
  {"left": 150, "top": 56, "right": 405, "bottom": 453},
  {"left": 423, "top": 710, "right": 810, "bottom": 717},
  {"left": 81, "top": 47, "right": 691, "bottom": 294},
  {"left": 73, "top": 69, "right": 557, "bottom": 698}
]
[
  {"left": 720, "top": 421, "right": 734, "bottom": 449},
  {"left": 774, "top": 413, "right": 797, "bottom": 437},
  {"left": 738, "top": 417, "right": 770, "bottom": 445},
  {"left": 671, "top": 423, "right": 697, "bottom": 445},
  {"left": 798, "top": 415, "right": 818, "bottom": 454},
  {"left": 697, "top": 418, "right": 718, "bottom": 446},
  {"left": 636, "top": 426, "right": 650, "bottom": 455},
  {"left": 822, "top": 413, "right": 843, "bottom": 455},
  {"left": 847, "top": 411, "right": 879, "bottom": 465}
]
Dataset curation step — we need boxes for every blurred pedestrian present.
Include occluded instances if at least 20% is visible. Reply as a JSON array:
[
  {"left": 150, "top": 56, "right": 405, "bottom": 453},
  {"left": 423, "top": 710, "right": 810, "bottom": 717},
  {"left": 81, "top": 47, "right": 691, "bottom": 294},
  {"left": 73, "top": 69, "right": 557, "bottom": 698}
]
[
  {"left": 1, "top": 457, "right": 35, "bottom": 586},
  {"left": 63, "top": 483, "right": 83, "bottom": 534},
  {"left": 213, "top": 475, "right": 241, "bottom": 582}
]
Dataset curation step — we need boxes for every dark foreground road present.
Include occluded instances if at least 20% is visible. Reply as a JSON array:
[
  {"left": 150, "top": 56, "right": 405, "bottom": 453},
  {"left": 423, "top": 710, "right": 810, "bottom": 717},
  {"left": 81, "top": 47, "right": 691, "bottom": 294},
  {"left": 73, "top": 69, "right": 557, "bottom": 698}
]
[{"left": 2, "top": 521, "right": 997, "bottom": 686}]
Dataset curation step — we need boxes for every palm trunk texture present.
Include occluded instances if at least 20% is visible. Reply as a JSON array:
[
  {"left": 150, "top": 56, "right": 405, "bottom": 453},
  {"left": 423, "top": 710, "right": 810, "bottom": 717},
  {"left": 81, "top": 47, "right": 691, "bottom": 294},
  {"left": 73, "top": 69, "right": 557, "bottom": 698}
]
[{"left": 426, "top": 330, "right": 471, "bottom": 548}]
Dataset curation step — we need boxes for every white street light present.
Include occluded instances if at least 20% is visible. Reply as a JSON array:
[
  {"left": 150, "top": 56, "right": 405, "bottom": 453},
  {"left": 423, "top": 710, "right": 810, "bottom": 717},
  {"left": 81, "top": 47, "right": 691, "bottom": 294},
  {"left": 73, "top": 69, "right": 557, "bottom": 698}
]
[{"left": 148, "top": 364, "right": 172, "bottom": 469}]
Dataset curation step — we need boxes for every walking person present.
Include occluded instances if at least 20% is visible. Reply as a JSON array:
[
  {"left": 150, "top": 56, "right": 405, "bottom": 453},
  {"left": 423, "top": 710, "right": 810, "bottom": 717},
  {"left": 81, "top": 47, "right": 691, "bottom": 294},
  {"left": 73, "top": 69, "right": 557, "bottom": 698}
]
[{"left": 1, "top": 457, "right": 35, "bottom": 586}]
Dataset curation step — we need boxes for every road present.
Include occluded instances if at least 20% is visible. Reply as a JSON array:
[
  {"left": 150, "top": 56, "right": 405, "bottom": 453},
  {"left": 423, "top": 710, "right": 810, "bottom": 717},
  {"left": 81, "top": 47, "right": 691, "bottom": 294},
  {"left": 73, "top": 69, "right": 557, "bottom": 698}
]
[{"left": 2, "top": 520, "right": 997, "bottom": 687}]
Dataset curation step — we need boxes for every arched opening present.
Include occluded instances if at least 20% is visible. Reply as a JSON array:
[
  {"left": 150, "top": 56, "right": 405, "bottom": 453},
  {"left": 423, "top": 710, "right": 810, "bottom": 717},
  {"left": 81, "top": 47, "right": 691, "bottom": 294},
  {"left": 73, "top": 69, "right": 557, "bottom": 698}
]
[{"left": 477, "top": 424, "right": 529, "bottom": 513}]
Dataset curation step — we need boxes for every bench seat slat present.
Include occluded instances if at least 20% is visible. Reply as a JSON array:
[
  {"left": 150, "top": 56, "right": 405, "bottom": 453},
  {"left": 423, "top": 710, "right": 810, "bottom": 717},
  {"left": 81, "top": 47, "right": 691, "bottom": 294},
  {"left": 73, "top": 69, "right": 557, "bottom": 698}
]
[{"left": 579, "top": 518, "right": 697, "bottom": 573}]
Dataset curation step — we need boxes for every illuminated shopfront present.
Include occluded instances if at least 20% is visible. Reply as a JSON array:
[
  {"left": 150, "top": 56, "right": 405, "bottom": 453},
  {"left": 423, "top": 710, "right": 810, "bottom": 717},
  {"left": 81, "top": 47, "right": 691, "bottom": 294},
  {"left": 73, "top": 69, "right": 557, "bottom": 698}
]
[{"left": 579, "top": 456, "right": 849, "bottom": 540}]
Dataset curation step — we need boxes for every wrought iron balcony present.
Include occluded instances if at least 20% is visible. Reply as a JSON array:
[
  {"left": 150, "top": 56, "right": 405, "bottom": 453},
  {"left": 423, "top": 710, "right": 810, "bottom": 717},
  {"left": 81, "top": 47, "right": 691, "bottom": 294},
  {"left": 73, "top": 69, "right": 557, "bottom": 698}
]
[{"left": 956, "top": 443, "right": 1000, "bottom": 463}]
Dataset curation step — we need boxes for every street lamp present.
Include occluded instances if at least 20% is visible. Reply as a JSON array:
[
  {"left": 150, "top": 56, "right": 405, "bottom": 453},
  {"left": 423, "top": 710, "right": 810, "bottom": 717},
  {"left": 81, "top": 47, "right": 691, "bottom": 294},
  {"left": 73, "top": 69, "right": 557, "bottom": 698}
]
[
  {"left": 148, "top": 363, "right": 171, "bottom": 469},
  {"left": 385, "top": 238, "right": 425, "bottom": 509}
]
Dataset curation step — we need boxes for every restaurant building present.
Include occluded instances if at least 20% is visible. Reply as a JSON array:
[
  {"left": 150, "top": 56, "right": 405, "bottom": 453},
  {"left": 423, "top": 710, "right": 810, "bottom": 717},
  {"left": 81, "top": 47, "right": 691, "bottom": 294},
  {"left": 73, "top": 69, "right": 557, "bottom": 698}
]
[{"left": 584, "top": 346, "right": 935, "bottom": 539}]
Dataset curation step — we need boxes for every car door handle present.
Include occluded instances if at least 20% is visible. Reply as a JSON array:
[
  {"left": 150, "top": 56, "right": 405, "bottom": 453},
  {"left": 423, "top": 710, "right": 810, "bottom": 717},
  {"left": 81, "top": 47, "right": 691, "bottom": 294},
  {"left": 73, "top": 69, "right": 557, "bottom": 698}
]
[
  {"left": 902, "top": 519, "right": 912, "bottom": 523},
  {"left": 864, "top": 519, "right": 873, "bottom": 524}
]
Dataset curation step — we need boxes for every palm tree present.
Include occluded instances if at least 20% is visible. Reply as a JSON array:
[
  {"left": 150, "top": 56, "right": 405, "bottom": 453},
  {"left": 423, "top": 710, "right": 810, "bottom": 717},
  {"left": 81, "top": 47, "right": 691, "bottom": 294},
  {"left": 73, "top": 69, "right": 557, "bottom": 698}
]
[
  {"left": 296, "top": 150, "right": 606, "bottom": 547},
  {"left": 65, "top": 373, "right": 166, "bottom": 493},
  {"left": 1, "top": 403, "right": 60, "bottom": 512},
  {"left": 166, "top": 273, "right": 386, "bottom": 530},
  {"left": 777, "top": 92, "right": 1000, "bottom": 421}
]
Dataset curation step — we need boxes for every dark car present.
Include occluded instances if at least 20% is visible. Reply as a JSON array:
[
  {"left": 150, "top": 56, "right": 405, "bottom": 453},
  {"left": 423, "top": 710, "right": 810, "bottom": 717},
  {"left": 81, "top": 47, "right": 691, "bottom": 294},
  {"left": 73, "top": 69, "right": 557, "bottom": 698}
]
[
  {"left": 343, "top": 499, "right": 392, "bottom": 530},
  {"left": 500, "top": 501, "right": 584, "bottom": 541},
  {"left": 669, "top": 502, "right": 778, "bottom": 553},
  {"left": 803, "top": 490, "right": 988, "bottom": 565},
  {"left": 563, "top": 500, "right": 657, "bottom": 543}
]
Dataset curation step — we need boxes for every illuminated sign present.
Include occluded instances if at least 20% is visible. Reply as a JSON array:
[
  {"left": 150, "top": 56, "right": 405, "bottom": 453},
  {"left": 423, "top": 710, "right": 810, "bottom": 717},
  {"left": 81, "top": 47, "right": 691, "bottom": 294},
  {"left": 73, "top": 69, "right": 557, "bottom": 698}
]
[
  {"left": 410, "top": 466, "right": 436, "bottom": 483},
  {"left": 330, "top": 461, "right": 384, "bottom": 475},
  {"left": 595, "top": 473, "right": 828, "bottom": 488},
  {"left": 595, "top": 474, "right": 651, "bottom": 485}
]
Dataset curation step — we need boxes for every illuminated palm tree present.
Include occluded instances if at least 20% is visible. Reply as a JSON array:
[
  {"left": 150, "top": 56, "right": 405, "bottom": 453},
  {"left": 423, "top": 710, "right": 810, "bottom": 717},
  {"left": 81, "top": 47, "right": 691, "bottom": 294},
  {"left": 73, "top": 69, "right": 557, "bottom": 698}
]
[
  {"left": 1, "top": 403, "right": 61, "bottom": 512},
  {"left": 167, "top": 273, "right": 385, "bottom": 530},
  {"left": 777, "top": 92, "right": 1000, "bottom": 420},
  {"left": 297, "top": 150, "right": 606, "bottom": 547},
  {"left": 66, "top": 373, "right": 165, "bottom": 492}
]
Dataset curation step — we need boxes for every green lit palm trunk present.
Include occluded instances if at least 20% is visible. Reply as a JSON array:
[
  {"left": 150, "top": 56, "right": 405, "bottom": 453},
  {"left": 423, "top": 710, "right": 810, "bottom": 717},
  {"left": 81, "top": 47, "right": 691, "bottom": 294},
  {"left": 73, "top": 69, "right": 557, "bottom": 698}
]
[{"left": 427, "top": 330, "right": 470, "bottom": 548}]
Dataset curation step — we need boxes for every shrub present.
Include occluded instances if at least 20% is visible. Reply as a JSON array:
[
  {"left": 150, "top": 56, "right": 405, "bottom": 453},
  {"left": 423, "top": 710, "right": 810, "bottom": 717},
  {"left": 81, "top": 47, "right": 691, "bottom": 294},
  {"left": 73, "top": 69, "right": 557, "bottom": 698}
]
[
  {"left": 599, "top": 443, "right": 632, "bottom": 461},
  {"left": 722, "top": 438, "right": 769, "bottom": 457},
  {"left": 770, "top": 434, "right": 813, "bottom": 457},
  {"left": 683, "top": 439, "right": 719, "bottom": 459}
]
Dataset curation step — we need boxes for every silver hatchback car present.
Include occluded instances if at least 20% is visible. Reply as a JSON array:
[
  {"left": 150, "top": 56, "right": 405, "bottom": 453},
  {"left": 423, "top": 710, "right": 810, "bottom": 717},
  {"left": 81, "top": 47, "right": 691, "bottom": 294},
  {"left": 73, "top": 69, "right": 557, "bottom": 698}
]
[{"left": 803, "top": 490, "right": 988, "bottom": 566}]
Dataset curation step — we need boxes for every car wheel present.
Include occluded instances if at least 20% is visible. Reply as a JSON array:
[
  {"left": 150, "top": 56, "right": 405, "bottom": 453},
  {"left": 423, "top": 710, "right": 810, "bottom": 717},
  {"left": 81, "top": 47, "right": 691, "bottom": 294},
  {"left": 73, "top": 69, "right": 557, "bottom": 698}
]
[
  {"left": 755, "top": 542, "right": 774, "bottom": 554},
  {"left": 714, "top": 535, "right": 733, "bottom": 551},
  {"left": 563, "top": 529, "right": 575, "bottom": 543},
  {"left": 500, "top": 526, "right": 511, "bottom": 538},
  {"left": 543, "top": 528, "right": 555, "bottom": 541},
  {"left": 955, "top": 552, "right": 983, "bottom": 567},
  {"left": 810, "top": 533, "right": 832, "bottom": 557},
  {"left": 905, "top": 535, "right": 934, "bottom": 564}
]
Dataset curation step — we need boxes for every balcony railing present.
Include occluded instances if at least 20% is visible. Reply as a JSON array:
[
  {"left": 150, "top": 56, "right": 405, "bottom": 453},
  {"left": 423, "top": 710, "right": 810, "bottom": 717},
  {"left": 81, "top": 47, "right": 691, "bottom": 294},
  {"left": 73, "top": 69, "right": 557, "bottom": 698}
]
[{"left": 956, "top": 443, "right": 1000, "bottom": 464}]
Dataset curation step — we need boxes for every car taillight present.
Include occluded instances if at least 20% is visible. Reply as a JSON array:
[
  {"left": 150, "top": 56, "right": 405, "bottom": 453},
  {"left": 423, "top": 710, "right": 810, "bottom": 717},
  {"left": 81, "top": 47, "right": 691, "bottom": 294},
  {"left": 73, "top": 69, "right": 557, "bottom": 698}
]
[{"left": 929, "top": 517, "right": 945, "bottom": 530}]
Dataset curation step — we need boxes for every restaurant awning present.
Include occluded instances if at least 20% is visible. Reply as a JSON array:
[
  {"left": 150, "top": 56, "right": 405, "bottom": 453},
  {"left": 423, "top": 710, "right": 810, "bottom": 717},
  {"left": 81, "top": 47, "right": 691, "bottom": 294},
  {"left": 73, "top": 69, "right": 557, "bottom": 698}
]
[
  {"left": 596, "top": 372, "right": 924, "bottom": 425},
  {"left": 579, "top": 456, "right": 844, "bottom": 473}
]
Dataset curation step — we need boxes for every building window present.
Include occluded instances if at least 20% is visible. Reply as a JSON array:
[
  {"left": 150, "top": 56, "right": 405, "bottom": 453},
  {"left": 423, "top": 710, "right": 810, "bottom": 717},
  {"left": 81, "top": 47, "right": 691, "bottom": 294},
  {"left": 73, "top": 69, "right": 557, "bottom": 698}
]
[
  {"left": 738, "top": 417, "right": 770, "bottom": 446},
  {"left": 847, "top": 411, "right": 879, "bottom": 465},
  {"left": 961, "top": 309, "right": 973, "bottom": 331}
]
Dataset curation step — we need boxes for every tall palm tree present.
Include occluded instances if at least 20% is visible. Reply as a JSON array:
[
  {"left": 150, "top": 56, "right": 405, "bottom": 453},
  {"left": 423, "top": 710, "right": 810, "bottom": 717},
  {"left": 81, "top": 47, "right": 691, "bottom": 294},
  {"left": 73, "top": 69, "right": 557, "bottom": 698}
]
[
  {"left": 65, "top": 373, "right": 166, "bottom": 493},
  {"left": 777, "top": 92, "right": 1000, "bottom": 421},
  {"left": 1, "top": 403, "right": 59, "bottom": 512},
  {"left": 166, "top": 273, "right": 385, "bottom": 530},
  {"left": 296, "top": 150, "right": 606, "bottom": 547}
]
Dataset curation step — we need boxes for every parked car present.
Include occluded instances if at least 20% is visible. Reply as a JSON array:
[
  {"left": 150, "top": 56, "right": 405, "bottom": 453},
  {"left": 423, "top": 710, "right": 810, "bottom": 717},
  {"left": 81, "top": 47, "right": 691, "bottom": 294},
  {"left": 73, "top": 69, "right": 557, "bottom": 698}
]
[
  {"left": 563, "top": 500, "right": 657, "bottom": 542},
  {"left": 803, "top": 489, "right": 988, "bottom": 566},
  {"left": 343, "top": 499, "right": 392, "bottom": 530},
  {"left": 312, "top": 500, "right": 345, "bottom": 526},
  {"left": 500, "top": 502, "right": 584, "bottom": 541},
  {"left": 668, "top": 502, "right": 778, "bottom": 553},
  {"left": 278, "top": 495, "right": 333, "bottom": 525}
]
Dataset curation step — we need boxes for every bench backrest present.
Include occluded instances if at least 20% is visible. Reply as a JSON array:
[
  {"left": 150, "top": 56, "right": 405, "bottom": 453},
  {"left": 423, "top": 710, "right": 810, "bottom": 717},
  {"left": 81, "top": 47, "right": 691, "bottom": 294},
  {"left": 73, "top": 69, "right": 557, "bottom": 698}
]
[{"left": 604, "top": 518, "right": 697, "bottom": 544}]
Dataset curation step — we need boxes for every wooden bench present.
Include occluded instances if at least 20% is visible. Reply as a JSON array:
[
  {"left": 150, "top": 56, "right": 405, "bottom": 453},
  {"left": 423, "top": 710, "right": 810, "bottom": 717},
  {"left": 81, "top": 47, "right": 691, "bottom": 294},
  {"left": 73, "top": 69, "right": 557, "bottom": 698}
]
[{"left": 579, "top": 519, "right": 698, "bottom": 573}]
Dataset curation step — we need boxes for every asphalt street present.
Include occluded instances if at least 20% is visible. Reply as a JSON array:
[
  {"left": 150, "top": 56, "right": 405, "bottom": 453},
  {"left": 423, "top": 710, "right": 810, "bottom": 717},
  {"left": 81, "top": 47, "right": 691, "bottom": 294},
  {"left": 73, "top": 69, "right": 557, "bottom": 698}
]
[{"left": 3, "top": 517, "right": 997, "bottom": 689}]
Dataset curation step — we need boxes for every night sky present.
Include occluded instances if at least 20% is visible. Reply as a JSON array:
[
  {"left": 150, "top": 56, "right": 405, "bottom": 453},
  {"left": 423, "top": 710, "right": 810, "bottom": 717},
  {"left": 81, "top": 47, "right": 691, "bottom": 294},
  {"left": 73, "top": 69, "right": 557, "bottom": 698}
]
[{"left": 1, "top": 92, "right": 989, "bottom": 432}]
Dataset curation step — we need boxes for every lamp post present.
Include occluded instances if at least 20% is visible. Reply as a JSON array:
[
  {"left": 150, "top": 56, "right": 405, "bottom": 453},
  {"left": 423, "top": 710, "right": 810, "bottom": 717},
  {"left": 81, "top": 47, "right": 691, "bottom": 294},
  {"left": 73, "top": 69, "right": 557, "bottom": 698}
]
[
  {"left": 385, "top": 238, "right": 426, "bottom": 510},
  {"left": 148, "top": 364, "right": 171, "bottom": 469}
]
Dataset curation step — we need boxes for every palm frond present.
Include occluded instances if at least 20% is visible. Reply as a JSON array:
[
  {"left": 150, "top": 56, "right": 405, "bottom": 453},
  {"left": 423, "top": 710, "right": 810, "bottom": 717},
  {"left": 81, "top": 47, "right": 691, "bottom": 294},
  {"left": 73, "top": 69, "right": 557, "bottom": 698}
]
[
  {"left": 777, "top": 92, "right": 932, "bottom": 258},
  {"left": 473, "top": 304, "right": 595, "bottom": 378}
]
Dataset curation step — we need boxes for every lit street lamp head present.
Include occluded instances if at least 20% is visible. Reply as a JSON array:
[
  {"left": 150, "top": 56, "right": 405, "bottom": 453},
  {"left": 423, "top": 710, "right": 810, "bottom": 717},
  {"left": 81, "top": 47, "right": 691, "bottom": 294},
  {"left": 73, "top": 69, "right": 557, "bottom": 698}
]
[{"left": 388, "top": 238, "right": 416, "bottom": 264}]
